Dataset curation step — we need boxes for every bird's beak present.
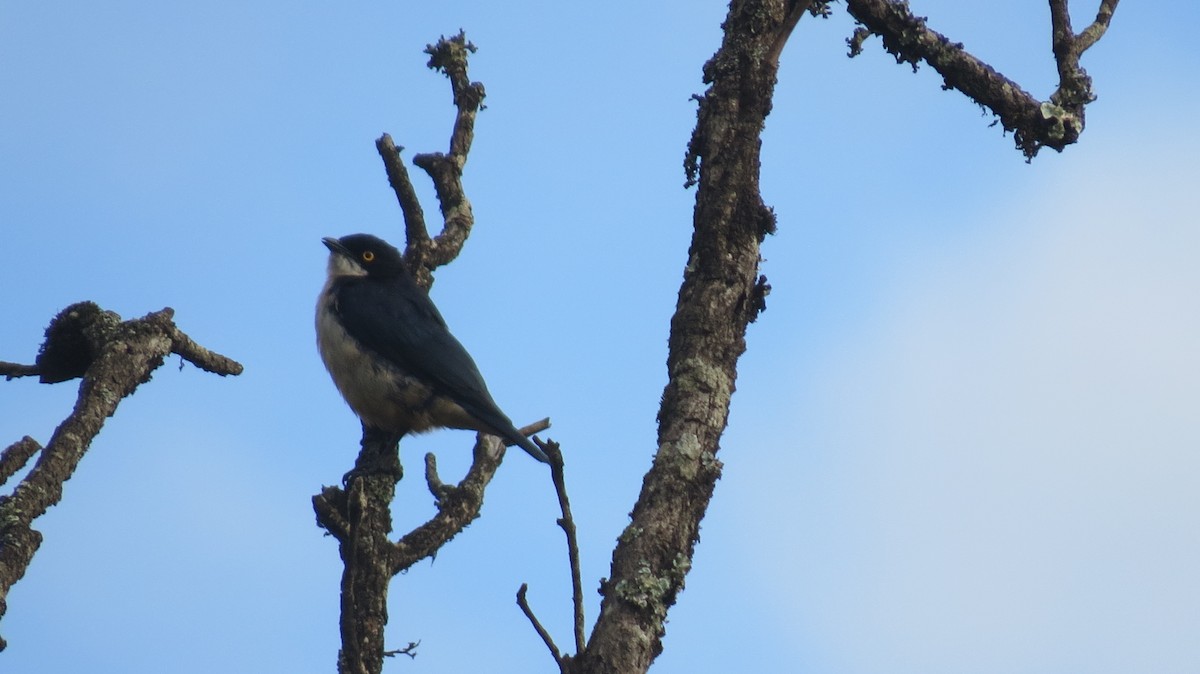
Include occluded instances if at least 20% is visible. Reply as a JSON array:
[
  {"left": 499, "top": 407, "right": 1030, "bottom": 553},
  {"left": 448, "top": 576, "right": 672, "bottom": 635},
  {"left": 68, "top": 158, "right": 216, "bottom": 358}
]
[{"left": 322, "top": 237, "right": 350, "bottom": 257}]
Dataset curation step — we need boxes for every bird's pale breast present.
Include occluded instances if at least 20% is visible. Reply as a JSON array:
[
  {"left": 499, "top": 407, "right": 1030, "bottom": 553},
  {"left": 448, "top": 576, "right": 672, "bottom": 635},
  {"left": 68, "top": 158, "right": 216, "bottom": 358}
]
[{"left": 316, "top": 286, "right": 480, "bottom": 435}]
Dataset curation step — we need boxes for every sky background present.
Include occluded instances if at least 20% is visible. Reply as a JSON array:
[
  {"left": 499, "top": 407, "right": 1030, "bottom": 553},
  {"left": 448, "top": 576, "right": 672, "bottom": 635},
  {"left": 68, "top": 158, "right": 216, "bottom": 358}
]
[{"left": 2, "top": 2, "right": 1198, "bottom": 673}]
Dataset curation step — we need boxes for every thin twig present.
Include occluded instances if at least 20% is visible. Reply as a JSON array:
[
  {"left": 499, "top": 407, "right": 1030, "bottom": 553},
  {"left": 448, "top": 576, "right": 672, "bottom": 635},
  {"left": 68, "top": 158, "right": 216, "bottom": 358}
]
[
  {"left": 0, "top": 362, "right": 38, "bottom": 380},
  {"left": 543, "top": 440, "right": 585, "bottom": 655},
  {"left": 375, "top": 133, "right": 430, "bottom": 248},
  {"left": 166, "top": 322, "right": 244, "bottom": 376},
  {"left": 382, "top": 640, "right": 420, "bottom": 659},
  {"left": 518, "top": 417, "right": 552, "bottom": 439},
  {"left": 517, "top": 583, "right": 563, "bottom": 667}
]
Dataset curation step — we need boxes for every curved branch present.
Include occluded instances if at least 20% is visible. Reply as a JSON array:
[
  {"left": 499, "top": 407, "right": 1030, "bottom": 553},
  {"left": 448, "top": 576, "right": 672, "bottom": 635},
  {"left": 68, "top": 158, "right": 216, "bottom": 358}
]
[
  {"left": 392, "top": 418, "right": 551, "bottom": 574},
  {"left": 575, "top": 2, "right": 803, "bottom": 672},
  {"left": 845, "top": 0, "right": 1121, "bottom": 158},
  {"left": 375, "top": 31, "right": 487, "bottom": 290}
]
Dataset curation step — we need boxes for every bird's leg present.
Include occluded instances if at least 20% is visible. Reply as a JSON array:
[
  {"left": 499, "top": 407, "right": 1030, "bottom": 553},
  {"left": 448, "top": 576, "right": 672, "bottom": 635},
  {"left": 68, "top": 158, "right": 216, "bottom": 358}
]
[{"left": 343, "top": 425, "right": 404, "bottom": 487}]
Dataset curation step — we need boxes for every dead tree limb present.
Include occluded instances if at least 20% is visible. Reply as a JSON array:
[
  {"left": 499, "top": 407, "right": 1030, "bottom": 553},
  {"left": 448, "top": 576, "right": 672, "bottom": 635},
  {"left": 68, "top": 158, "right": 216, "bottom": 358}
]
[
  {"left": 0, "top": 302, "right": 242, "bottom": 651},
  {"left": 565, "top": 2, "right": 810, "bottom": 672},
  {"left": 845, "top": 0, "right": 1121, "bottom": 158},
  {"left": 377, "top": 30, "right": 486, "bottom": 291},
  {"left": 516, "top": 439, "right": 584, "bottom": 672}
]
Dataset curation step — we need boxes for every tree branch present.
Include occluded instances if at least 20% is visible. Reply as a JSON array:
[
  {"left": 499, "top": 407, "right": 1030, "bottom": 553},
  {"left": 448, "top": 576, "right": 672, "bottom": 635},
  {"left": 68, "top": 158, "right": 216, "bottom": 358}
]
[
  {"left": 164, "top": 315, "right": 245, "bottom": 376},
  {"left": 392, "top": 418, "right": 550, "bottom": 574},
  {"left": 844, "top": 0, "right": 1121, "bottom": 158},
  {"left": 0, "top": 363, "right": 38, "bottom": 380},
  {"left": 575, "top": 3, "right": 802, "bottom": 672},
  {"left": 375, "top": 31, "right": 487, "bottom": 290},
  {"left": 0, "top": 302, "right": 241, "bottom": 651},
  {"left": 515, "top": 438, "right": 584, "bottom": 666},
  {"left": 517, "top": 583, "right": 564, "bottom": 667},
  {"left": 390, "top": 435, "right": 504, "bottom": 573},
  {"left": 375, "top": 133, "right": 429, "bottom": 250},
  {"left": 382, "top": 640, "right": 420, "bottom": 660},
  {"left": 0, "top": 438, "right": 41, "bottom": 491},
  {"left": 313, "top": 420, "right": 550, "bottom": 673},
  {"left": 544, "top": 441, "right": 586, "bottom": 655},
  {"left": 1076, "top": 0, "right": 1120, "bottom": 53}
]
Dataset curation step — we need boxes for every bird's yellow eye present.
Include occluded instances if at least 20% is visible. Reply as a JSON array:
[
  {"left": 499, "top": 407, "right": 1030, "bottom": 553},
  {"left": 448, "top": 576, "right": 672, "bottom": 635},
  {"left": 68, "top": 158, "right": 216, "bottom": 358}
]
[{"left": 362, "top": 251, "right": 375, "bottom": 263}]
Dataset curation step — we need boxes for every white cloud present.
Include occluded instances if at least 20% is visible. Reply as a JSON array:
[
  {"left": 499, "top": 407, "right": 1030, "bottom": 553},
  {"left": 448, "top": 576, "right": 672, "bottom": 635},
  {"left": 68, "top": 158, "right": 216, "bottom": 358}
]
[{"left": 744, "top": 133, "right": 1200, "bottom": 673}]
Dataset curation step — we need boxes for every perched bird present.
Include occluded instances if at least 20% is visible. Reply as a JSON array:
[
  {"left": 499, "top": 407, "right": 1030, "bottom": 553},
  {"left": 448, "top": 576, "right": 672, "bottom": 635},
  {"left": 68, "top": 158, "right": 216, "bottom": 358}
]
[{"left": 316, "top": 233, "right": 548, "bottom": 464}]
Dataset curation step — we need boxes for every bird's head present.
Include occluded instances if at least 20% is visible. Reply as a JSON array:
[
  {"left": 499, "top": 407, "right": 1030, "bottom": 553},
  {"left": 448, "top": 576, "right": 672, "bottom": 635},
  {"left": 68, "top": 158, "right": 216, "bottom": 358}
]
[{"left": 322, "top": 234, "right": 407, "bottom": 279}]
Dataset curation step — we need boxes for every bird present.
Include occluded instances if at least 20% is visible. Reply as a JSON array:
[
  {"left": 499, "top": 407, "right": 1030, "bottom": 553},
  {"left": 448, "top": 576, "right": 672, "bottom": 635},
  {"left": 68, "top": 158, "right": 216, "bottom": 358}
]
[{"left": 315, "top": 233, "right": 549, "bottom": 464}]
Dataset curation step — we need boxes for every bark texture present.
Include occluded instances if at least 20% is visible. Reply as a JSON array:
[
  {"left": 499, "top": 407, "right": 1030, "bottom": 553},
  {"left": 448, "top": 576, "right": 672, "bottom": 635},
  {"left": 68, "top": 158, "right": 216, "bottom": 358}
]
[{"left": 566, "top": 2, "right": 808, "bottom": 672}]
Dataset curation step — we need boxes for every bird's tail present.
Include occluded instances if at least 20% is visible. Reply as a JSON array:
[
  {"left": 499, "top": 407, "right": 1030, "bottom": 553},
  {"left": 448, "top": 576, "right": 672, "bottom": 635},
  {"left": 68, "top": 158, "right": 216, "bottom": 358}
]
[{"left": 511, "top": 433, "right": 550, "bottom": 464}]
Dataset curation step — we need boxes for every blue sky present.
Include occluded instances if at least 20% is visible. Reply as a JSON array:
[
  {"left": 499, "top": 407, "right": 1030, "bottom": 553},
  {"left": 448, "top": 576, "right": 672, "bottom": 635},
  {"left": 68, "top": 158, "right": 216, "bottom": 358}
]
[{"left": 2, "top": 2, "right": 1198, "bottom": 673}]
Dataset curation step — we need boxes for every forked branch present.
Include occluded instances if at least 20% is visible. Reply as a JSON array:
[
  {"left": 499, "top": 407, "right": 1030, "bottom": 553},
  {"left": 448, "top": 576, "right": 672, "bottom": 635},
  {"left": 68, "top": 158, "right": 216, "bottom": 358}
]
[
  {"left": 0, "top": 302, "right": 241, "bottom": 651},
  {"left": 375, "top": 31, "right": 487, "bottom": 289},
  {"left": 845, "top": 0, "right": 1122, "bottom": 158},
  {"left": 517, "top": 440, "right": 584, "bottom": 671}
]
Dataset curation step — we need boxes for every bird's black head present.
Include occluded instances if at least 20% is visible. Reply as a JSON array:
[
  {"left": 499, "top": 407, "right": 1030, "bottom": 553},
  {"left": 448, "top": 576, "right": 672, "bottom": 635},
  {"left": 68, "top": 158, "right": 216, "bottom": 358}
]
[{"left": 322, "top": 234, "right": 407, "bottom": 279}]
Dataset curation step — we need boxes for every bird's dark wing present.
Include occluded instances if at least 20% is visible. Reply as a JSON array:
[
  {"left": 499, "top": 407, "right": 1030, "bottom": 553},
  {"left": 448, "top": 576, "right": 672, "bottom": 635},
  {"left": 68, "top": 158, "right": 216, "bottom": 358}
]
[{"left": 333, "top": 278, "right": 548, "bottom": 463}]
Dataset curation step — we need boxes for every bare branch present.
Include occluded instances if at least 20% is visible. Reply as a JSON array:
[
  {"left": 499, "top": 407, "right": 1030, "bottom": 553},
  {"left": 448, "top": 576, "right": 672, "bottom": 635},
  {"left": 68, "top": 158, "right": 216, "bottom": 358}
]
[
  {"left": 1077, "top": 0, "right": 1120, "bottom": 52},
  {"left": 165, "top": 320, "right": 244, "bottom": 376},
  {"left": 1048, "top": 0, "right": 1075, "bottom": 46},
  {"left": 0, "top": 303, "right": 241, "bottom": 651},
  {"left": 382, "top": 640, "right": 420, "bottom": 660},
  {"left": 423, "top": 31, "right": 484, "bottom": 161},
  {"left": 517, "top": 417, "right": 552, "bottom": 438},
  {"left": 845, "top": 0, "right": 1122, "bottom": 158},
  {"left": 381, "top": 31, "right": 488, "bottom": 289},
  {"left": 542, "top": 440, "right": 586, "bottom": 655},
  {"left": 315, "top": 417, "right": 550, "bottom": 672},
  {"left": 0, "top": 363, "right": 38, "bottom": 380},
  {"left": 0, "top": 437, "right": 41, "bottom": 490},
  {"left": 390, "top": 434, "right": 506, "bottom": 574},
  {"left": 375, "top": 133, "right": 430, "bottom": 248},
  {"left": 424, "top": 451, "right": 447, "bottom": 499},
  {"left": 580, "top": 2, "right": 801, "bottom": 671},
  {"left": 517, "top": 583, "right": 564, "bottom": 668}
]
